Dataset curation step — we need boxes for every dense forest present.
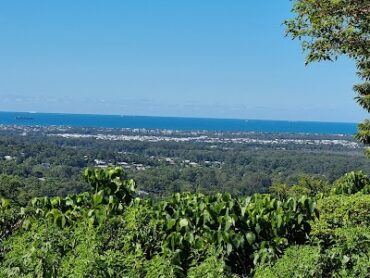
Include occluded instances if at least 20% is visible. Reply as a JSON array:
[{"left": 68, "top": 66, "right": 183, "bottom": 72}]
[
  {"left": 0, "top": 126, "right": 368, "bottom": 205},
  {"left": 0, "top": 167, "right": 369, "bottom": 277}
]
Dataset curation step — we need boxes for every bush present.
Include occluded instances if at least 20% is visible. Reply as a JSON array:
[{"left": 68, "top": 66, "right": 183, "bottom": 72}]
[
  {"left": 254, "top": 227, "right": 370, "bottom": 278},
  {"left": 187, "top": 249, "right": 235, "bottom": 278},
  {"left": 254, "top": 245, "right": 322, "bottom": 278},
  {"left": 331, "top": 171, "right": 370, "bottom": 195},
  {"left": 319, "top": 226, "right": 370, "bottom": 277},
  {"left": 311, "top": 194, "right": 370, "bottom": 241},
  {"left": 0, "top": 168, "right": 320, "bottom": 277},
  {"left": 0, "top": 222, "right": 66, "bottom": 277}
]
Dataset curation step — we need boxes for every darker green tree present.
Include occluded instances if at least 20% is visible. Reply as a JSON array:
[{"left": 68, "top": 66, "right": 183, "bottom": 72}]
[{"left": 286, "top": 0, "right": 370, "bottom": 154}]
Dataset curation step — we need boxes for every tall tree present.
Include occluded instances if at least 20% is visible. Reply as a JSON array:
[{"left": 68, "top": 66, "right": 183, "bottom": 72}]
[{"left": 285, "top": 0, "right": 370, "bottom": 154}]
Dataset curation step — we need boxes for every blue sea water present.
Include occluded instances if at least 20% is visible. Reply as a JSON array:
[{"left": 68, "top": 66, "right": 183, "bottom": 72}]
[{"left": 0, "top": 111, "right": 358, "bottom": 134}]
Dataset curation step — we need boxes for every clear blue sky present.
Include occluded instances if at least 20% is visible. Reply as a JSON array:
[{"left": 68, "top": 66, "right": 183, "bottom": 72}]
[{"left": 0, "top": 1, "right": 365, "bottom": 122}]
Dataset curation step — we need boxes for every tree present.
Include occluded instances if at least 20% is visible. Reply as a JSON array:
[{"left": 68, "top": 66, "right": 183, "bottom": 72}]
[{"left": 285, "top": 0, "right": 370, "bottom": 154}]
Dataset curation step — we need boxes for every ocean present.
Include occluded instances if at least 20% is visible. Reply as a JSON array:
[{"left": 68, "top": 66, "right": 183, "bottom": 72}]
[{"left": 0, "top": 111, "right": 357, "bottom": 134}]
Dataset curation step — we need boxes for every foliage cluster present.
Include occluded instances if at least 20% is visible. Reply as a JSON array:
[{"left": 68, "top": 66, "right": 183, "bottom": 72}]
[
  {"left": 286, "top": 0, "right": 370, "bottom": 154},
  {"left": 0, "top": 167, "right": 369, "bottom": 277},
  {"left": 0, "top": 167, "right": 319, "bottom": 277},
  {"left": 262, "top": 170, "right": 370, "bottom": 277}
]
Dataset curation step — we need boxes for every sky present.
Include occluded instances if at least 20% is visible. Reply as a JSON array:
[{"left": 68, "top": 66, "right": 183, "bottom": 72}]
[{"left": 0, "top": 1, "right": 366, "bottom": 122}]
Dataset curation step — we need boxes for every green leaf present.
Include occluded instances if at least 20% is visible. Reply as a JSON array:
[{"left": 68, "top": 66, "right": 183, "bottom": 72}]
[
  {"left": 246, "top": 232, "right": 256, "bottom": 245},
  {"left": 298, "top": 214, "right": 304, "bottom": 225},
  {"left": 92, "top": 193, "right": 103, "bottom": 205},
  {"left": 226, "top": 243, "right": 233, "bottom": 254},
  {"left": 167, "top": 218, "right": 177, "bottom": 230},
  {"left": 277, "top": 214, "right": 283, "bottom": 228},
  {"left": 179, "top": 218, "right": 189, "bottom": 228}
]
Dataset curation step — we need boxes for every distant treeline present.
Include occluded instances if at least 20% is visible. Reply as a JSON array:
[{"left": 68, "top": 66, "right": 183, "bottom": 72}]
[{"left": 0, "top": 128, "right": 368, "bottom": 205}]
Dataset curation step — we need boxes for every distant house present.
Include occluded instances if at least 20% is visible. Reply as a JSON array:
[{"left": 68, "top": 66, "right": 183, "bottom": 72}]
[
  {"left": 165, "top": 158, "right": 175, "bottom": 165},
  {"left": 94, "top": 159, "right": 107, "bottom": 165}
]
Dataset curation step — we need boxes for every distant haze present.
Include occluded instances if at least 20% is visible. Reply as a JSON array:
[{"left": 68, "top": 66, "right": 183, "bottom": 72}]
[{"left": 0, "top": 1, "right": 366, "bottom": 122}]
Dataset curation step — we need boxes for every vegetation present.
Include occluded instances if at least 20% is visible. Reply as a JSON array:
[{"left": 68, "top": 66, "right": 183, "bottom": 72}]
[
  {"left": 0, "top": 167, "right": 369, "bottom": 277},
  {"left": 0, "top": 129, "right": 368, "bottom": 205},
  {"left": 286, "top": 0, "right": 370, "bottom": 154},
  {"left": 0, "top": 2, "right": 368, "bottom": 277},
  {"left": 0, "top": 128, "right": 368, "bottom": 276}
]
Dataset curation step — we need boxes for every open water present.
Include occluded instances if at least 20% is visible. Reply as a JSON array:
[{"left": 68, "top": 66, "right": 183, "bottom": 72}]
[{"left": 0, "top": 111, "right": 357, "bottom": 134}]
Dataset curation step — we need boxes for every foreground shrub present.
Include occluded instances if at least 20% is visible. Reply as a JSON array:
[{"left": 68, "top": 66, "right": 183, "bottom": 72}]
[
  {"left": 331, "top": 171, "right": 370, "bottom": 195},
  {"left": 151, "top": 193, "right": 317, "bottom": 275},
  {"left": 311, "top": 194, "right": 370, "bottom": 241},
  {"left": 187, "top": 248, "right": 235, "bottom": 278},
  {"left": 0, "top": 168, "right": 319, "bottom": 277},
  {"left": 319, "top": 226, "right": 370, "bottom": 277},
  {"left": 0, "top": 222, "right": 66, "bottom": 277},
  {"left": 254, "top": 245, "right": 322, "bottom": 278}
]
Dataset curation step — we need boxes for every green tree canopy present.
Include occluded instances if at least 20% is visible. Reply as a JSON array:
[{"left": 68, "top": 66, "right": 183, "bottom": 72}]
[{"left": 285, "top": 0, "right": 370, "bottom": 153}]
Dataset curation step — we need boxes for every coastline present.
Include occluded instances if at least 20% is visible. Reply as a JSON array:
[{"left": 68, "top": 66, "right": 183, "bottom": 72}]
[{"left": 0, "top": 111, "right": 358, "bottom": 135}]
